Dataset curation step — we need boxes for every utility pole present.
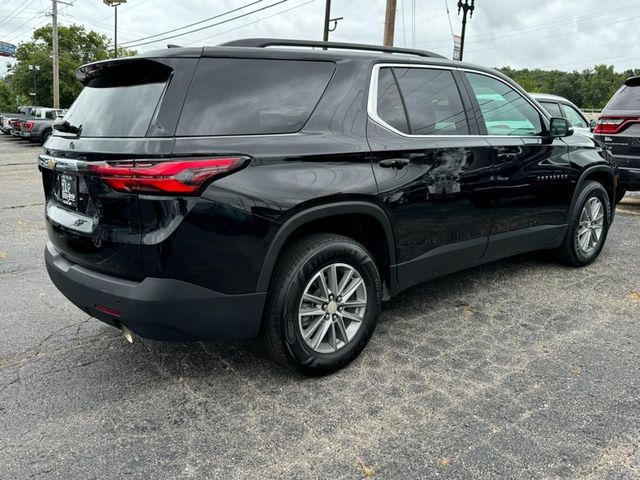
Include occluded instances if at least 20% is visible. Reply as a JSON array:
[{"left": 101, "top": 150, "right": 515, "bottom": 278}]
[
  {"left": 323, "top": 0, "right": 331, "bottom": 42},
  {"left": 457, "top": 0, "right": 475, "bottom": 61},
  {"left": 52, "top": 0, "right": 59, "bottom": 108},
  {"left": 29, "top": 65, "right": 40, "bottom": 104},
  {"left": 383, "top": 0, "right": 397, "bottom": 47},
  {"left": 114, "top": 4, "right": 118, "bottom": 57},
  {"left": 321, "top": 0, "right": 342, "bottom": 45}
]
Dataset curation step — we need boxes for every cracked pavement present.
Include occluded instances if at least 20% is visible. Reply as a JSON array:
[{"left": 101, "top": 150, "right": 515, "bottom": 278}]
[{"left": 1, "top": 134, "right": 639, "bottom": 479}]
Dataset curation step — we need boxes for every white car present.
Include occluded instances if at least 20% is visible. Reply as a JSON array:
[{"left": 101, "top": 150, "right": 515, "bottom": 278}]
[{"left": 530, "top": 93, "right": 594, "bottom": 138}]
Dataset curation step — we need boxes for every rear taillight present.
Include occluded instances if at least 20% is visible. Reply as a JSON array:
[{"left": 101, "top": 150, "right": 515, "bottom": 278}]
[
  {"left": 15, "top": 120, "right": 21, "bottom": 128},
  {"left": 25, "top": 121, "right": 34, "bottom": 131},
  {"left": 88, "top": 157, "right": 246, "bottom": 195},
  {"left": 594, "top": 116, "right": 640, "bottom": 134}
]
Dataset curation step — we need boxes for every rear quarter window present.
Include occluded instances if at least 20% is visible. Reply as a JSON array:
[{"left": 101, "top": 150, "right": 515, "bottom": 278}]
[{"left": 176, "top": 58, "right": 335, "bottom": 136}]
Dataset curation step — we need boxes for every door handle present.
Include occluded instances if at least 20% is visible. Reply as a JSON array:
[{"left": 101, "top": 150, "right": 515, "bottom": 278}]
[{"left": 379, "top": 158, "right": 410, "bottom": 169}]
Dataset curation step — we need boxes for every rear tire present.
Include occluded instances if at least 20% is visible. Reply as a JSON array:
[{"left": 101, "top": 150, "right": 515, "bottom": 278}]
[
  {"left": 556, "top": 180, "right": 610, "bottom": 267},
  {"left": 261, "top": 233, "right": 382, "bottom": 375}
]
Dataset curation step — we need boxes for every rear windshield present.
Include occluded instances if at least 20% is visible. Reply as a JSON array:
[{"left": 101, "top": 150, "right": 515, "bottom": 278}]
[
  {"left": 607, "top": 85, "right": 640, "bottom": 111},
  {"left": 177, "top": 58, "right": 335, "bottom": 136},
  {"left": 63, "top": 61, "right": 171, "bottom": 137}
]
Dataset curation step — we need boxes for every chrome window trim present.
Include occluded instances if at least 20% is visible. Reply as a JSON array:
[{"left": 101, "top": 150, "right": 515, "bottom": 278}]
[{"left": 367, "top": 62, "right": 549, "bottom": 139}]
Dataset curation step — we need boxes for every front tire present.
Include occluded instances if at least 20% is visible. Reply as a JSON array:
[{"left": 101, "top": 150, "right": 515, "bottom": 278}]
[
  {"left": 556, "top": 180, "right": 611, "bottom": 266},
  {"left": 261, "top": 233, "right": 382, "bottom": 375}
]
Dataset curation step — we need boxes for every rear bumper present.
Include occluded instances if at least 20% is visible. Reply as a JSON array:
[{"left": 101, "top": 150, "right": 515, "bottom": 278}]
[
  {"left": 614, "top": 155, "right": 640, "bottom": 189},
  {"left": 45, "top": 241, "right": 266, "bottom": 340},
  {"left": 618, "top": 167, "right": 640, "bottom": 189}
]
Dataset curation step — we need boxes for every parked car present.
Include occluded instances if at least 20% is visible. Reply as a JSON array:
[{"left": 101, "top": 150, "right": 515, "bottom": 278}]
[
  {"left": 40, "top": 39, "right": 618, "bottom": 374},
  {"left": 531, "top": 93, "right": 593, "bottom": 137},
  {"left": 0, "top": 106, "right": 45, "bottom": 134},
  {"left": 594, "top": 76, "right": 640, "bottom": 202},
  {"left": 20, "top": 109, "right": 67, "bottom": 144}
]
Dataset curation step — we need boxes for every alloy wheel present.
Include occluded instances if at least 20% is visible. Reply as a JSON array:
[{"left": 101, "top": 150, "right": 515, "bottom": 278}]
[
  {"left": 298, "top": 263, "right": 367, "bottom": 354},
  {"left": 576, "top": 197, "right": 604, "bottom": 255}
]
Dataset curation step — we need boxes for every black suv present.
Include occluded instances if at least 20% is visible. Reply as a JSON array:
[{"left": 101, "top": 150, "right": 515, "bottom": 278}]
[
  {"left": 594, "top": 76, "right": 640, "bottom": 201},
  {"left": 41, "top": 39, "right": 617, "bottom": 374}
]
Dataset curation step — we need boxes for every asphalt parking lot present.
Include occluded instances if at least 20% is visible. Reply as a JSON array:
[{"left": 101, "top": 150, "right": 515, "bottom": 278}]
[{"left": 1, "top": 133, "right": 639, "bottom": 480}]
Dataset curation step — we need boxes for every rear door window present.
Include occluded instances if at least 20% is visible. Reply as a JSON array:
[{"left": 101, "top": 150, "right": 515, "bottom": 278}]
[
  {"left": 393, "top": 68, "right": 469, "bottom": 135},
  {"left": 376, "top": 68, "right": 410, "bottom": 134},
  {"left": 177, "top": 58, "right": 335, "bottom": 136}
]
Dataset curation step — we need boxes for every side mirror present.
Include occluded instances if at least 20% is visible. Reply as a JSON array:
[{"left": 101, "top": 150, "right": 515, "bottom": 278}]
[
  {"left": 590, "top": 119, "right": 597, "bottom": 132},
  {"left": 550, "top": 117, "right": 573, "bottom": 138}
]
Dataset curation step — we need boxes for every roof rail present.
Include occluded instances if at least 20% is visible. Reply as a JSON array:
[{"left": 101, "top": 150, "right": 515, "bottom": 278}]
[{"left": 220, "top": 38, "right": 446, "bottom": 59}]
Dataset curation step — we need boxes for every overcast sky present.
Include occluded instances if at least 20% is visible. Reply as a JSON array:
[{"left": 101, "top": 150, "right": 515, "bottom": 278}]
[{"left": 1, "top": 0, "right": 640, "bottom": 76}]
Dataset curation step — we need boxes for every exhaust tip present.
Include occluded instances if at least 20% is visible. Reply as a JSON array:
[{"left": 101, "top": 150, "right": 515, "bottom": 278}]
[{"left": 121, "top": 325, "right": 135, "bottom": 344}]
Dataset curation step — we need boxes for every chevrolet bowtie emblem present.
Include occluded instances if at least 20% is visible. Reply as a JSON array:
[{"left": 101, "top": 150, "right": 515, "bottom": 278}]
[{"left": 47, "top": 157, "right": 56, "bottom": 170}]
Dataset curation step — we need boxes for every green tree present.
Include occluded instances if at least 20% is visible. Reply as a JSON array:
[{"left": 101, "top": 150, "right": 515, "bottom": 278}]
[
  {"left": 498, "top": 65, "right": 640, "bottom": 109},
  {"left": 0, "top": 80, "right": 17, "bottom": 111},
  {"left": 8, "top": 24, "right": 135, "bottom": 108}
]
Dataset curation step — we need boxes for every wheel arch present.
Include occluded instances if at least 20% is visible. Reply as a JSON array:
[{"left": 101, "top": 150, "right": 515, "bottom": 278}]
[
  {"left": 256, "top": 202, "right": 396, "bottom": 292},
  {"left": 569, "top": 165, "right": 616, "bottom": 221}
]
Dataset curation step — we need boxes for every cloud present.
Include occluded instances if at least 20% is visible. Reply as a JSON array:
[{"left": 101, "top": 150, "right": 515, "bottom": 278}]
[{"left": 1, "top": 0, "right": 638, "bottom": 78}]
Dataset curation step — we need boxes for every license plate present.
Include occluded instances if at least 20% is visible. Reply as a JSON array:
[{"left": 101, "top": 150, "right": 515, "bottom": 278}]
[{"left": 59, "top": 174, "right": 78, "bottom": 208}]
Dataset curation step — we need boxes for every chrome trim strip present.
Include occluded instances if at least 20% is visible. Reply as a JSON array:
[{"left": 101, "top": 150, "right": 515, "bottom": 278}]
[
  {"left": 46, "top": 201, "right": 96, "bottom": 234},
  {"left": 366, "top": 62, "right": 550, "bottom": 140},
  {"left": 38, "top": 154, "right": 87, "bottom": 172}
]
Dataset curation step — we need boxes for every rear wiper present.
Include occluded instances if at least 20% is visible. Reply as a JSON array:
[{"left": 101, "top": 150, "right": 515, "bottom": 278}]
[{"left": 53, "top": 118, "right": 82, "bottom": 135}]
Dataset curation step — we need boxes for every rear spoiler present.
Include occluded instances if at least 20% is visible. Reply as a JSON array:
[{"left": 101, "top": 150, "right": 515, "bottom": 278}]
[
  {"left": 624, "top": 76, "right": 640, "bottom": 87},
  {"left": 75, "top": 58, "right": 172, "bottom": 85}
]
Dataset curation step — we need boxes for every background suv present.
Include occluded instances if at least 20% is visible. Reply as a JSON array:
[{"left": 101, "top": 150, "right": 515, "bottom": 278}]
[
  {"left": 41, "top": 39, "right": 617, "bottom": 374},
  {"left": 594, "top": 76, "right": 640, "bottom": 201}
]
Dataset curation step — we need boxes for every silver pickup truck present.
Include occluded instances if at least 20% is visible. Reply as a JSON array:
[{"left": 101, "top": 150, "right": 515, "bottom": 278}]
[
  {"left": 0, "top": 106, "right": 44, "bottom": 134},
  {"left": 19, "top": 108, "right": 67, "bottom": 144}
]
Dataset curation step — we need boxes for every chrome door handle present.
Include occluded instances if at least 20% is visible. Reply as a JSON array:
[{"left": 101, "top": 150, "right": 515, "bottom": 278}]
[{"left": 379, "top": 158, "right": 410, "bottom": 169}]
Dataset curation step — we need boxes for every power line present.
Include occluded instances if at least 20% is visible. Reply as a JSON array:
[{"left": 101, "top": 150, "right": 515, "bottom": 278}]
[
  {"left": 465, "top": 12, "right": 640, "bottom": 56},
  {"left": 0, "top": 0, "right": 37, "bottom": 28},
  {"left": 444, "top": 0, "right": 454, "bottom": 36},
  {"left": 119, "top": 0, "right": 265, "bottom": 47},
  {"left": 420, "top": 1, "right": 640, "bottom": 49},
  {"left": 122, "top": 0, "right": 289, "bottom": 49},
  {"left": 184, "top": 0, "right": 315, "bottom": 46},
  {"left": 3, "top": 10, "right": 46, "bottom": 38}
]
